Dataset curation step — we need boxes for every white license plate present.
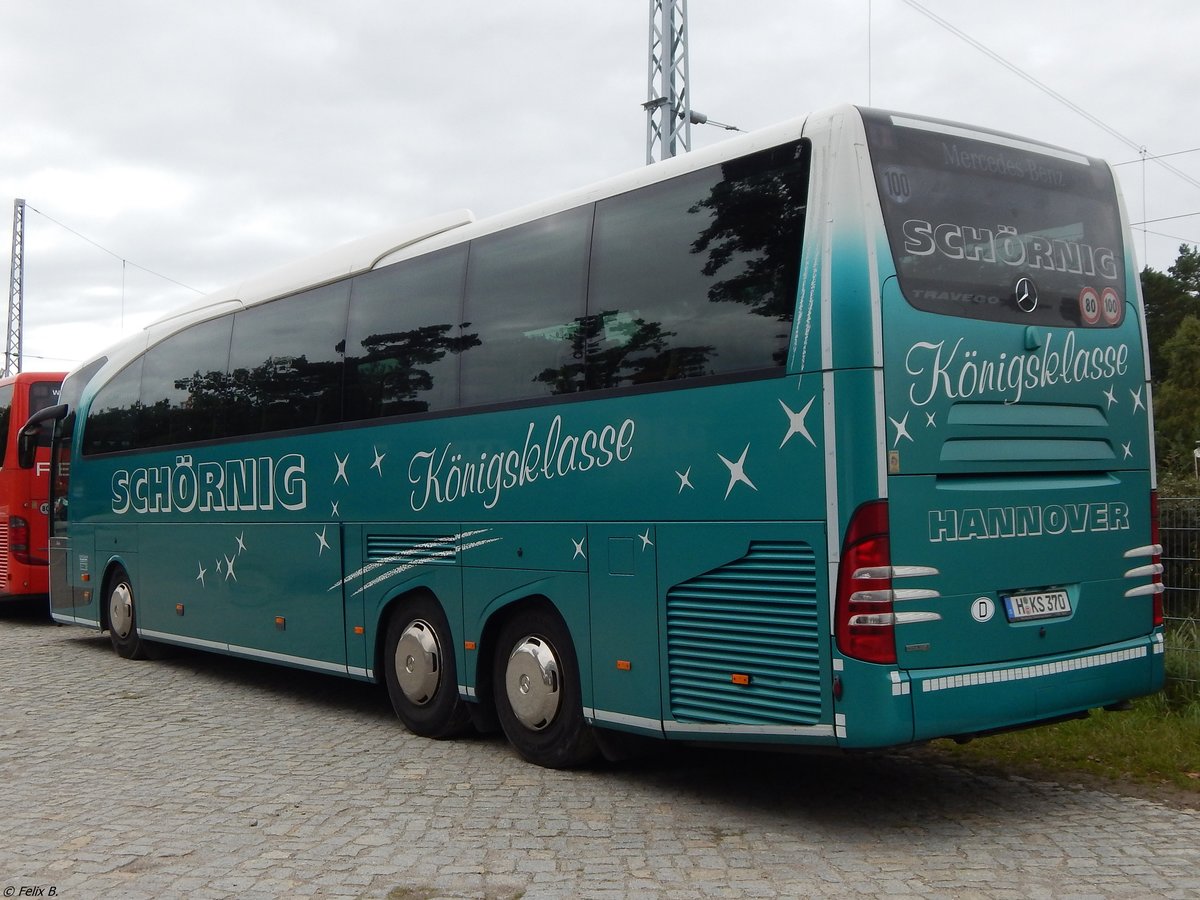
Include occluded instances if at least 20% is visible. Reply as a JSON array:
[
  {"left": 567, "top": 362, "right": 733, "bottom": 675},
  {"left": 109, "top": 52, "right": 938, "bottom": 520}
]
[{"left": 1003, "top": 589, "right": 1072, "bottom": 622}]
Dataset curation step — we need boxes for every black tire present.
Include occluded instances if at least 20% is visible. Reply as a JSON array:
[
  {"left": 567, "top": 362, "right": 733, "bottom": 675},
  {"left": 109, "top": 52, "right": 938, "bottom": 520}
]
[
  {"left": 383, "top": 594, "right": 473, "bottom": 739},
  {"left": 492, "top": 605, "right": 599, "bottom": 769},
  {"left": 106, "top": 566, "right": 149, "bottom": 660}
]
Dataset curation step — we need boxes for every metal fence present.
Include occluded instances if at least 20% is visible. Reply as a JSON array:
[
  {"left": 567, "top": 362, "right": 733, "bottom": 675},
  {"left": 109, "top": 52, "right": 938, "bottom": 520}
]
[{"left": 1158, "top": 497, "right": 1200, "bottom": 692}]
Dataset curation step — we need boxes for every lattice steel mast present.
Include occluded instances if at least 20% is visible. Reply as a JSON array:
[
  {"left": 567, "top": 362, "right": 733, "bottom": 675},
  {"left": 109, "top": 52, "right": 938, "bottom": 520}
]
[
  {"left": 5, "top": 198, "right": 24, "bottom": 377},
  {"left": 644, "top": 0, "right": 692, "bottom": 164}
]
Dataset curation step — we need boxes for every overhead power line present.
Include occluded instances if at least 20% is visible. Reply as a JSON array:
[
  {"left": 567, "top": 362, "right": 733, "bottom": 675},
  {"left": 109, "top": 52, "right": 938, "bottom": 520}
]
[
  {"left": 1130, "top": 212, "right": 1200, "bottom": 227},
  {"left": 25, "top": 205, "right": 203, "bottom": 295},
  {"left": 1114, "top": 147, "right": 1200, "bottom": 168},
  {"left": 900, "top": 0, "right": 1200, "bottom": 194}
]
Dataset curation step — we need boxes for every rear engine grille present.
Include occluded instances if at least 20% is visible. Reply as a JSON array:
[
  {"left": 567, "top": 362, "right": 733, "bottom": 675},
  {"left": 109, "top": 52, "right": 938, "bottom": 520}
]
[{"left": 666, "top": 541, "right": 822, "bottom": 725}]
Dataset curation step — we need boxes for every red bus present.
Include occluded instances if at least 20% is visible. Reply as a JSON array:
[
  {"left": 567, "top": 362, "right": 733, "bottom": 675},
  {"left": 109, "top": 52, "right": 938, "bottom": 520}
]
[{"left": 0, "top": 372, "right": 64, "bottom": 601}]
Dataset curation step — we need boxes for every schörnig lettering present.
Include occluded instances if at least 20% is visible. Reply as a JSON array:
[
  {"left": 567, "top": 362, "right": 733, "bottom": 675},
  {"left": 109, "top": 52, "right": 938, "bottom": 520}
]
[{"left": 111, "top": 454, "right": 307, "bottom": 514}]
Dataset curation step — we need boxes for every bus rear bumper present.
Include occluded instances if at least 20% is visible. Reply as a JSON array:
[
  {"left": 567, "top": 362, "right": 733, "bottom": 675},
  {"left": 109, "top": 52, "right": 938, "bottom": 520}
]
[{"left": 907, "top": 631, "right": 1165, "bottom": 742}]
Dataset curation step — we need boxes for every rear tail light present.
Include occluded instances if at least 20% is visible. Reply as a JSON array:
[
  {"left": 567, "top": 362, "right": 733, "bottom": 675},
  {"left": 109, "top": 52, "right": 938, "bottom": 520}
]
[
  {"left": 9, "top": 515, "right": 31, "bottom": 565},
  {"left": 835, "top": 500, "right": 896, "bottom": 664}
]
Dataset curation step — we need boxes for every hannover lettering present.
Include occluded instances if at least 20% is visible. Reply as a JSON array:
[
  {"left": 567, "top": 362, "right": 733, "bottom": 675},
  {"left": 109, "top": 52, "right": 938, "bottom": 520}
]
[{"left": 929, "top": 502, "right": 1129, "bottom": 542}]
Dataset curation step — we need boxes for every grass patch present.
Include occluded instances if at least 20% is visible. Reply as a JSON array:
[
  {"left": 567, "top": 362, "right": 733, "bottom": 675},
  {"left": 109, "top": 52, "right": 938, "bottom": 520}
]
[
  {"left": 928, "top": 692, "right": 1200, "bottom": 798},
  {"left": 929, "top": 617, "right": 1200, "bottom": 799}
]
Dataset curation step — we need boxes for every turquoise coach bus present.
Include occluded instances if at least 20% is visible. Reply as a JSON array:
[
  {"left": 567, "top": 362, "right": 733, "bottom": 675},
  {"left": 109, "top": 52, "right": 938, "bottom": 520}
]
[{"left": 24, "top": 106, "right": 1164, "bottom": 767}]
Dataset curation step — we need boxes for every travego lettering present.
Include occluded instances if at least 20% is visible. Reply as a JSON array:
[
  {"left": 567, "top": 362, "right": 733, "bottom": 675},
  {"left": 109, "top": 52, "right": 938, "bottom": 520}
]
[
  {"left": 929, "top": 502, "right": 1129, "bottom": 543},
  {"left": 111, "top": 454, "right": 307, "bottom": 515}
]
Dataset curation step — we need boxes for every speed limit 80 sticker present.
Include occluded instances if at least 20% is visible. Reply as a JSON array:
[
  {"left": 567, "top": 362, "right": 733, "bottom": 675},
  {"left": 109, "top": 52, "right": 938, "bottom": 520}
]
[{"left": 1079, "top": 286, "right": 1101, "bottom": 325}]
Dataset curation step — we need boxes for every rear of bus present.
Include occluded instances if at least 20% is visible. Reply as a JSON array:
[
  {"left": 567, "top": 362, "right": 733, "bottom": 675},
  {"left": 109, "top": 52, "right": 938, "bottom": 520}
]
[
  {"left": 0, "top": 373, "right": 64, "bottom": 601},
  {"left": 836, "top": 110, "right": 1163, "bottom": 745}
]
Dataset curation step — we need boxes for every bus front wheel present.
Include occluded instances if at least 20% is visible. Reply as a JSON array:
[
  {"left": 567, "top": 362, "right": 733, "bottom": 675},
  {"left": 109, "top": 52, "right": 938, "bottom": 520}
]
[
  {"left": 106, "top": 567, "right": 149, "bottom": 660},
  {"left": 383, "top": 595, "right": 473, "bottom": 739},
  {"left": 492, "top": 606, "right": 599, "bottom": 769}
]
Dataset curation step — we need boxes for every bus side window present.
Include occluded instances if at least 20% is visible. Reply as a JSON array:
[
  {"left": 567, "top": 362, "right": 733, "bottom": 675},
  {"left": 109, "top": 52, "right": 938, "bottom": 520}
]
[
  {"left": 587, "top": 141, "right": 808, "bottom": 387},
  {"left": 0, "top": 383, "right": 13, "bottom": 466},
  {"left": 459, "top": 206, "right": 593, "bottom": 408},
  {"left": 344, "top": 245, "right": 469, "bottom": 421},
  {"left": 140, "top": 317, "right": 233, "bottom": 447},
  {"left": 225, "top": 283, "right": 350, "bottom": 436},
  {"left": 82, "top": 358, "right": 144, "bottom": 456}
]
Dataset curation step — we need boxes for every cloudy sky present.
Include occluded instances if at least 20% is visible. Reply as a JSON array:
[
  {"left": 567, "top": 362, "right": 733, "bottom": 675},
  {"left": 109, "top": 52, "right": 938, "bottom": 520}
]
[{"left": 2, "top": 1, "right": 1198, "bottom": 371}]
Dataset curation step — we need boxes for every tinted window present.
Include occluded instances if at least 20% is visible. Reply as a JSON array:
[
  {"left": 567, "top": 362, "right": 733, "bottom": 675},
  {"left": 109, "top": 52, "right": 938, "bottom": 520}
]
[
  {"left": 586, "top": 141, "right": 807, "bottom": 388},
  {"left": 460, "top": 207, "right": 593, "bottom": 406},
  {"left": 139, "top": 318, "right": 232, "bottom": 447},
  {"left": 0, "top": 384, "right": 13, "bottom": 466},
  {"left": 82, "top": 357, "right": 144, "bottom": 455},
  {"left": 225, "top": 283, "right": 349, "bottom": 435},
  {"left": 345, "top": 246, "right": 471, "bottom": 420},
  {"left": 864, "top": 110, "right": 1126, "bottom": 327},
  {"left": 28, "top": 380, "right": 62, "bottom": 415}
]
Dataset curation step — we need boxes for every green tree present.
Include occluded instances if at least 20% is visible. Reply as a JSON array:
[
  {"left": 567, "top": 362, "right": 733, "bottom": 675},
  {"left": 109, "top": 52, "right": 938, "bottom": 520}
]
[
  {"left": 1142, "top": 245, "right": 1200, "bottom": 473},
  {"left": 1151, "top": 314, "right": 1200, "bottom": 471},
  {"left": 1143, "top": 265, "right": 1194, "bottom": 382}
]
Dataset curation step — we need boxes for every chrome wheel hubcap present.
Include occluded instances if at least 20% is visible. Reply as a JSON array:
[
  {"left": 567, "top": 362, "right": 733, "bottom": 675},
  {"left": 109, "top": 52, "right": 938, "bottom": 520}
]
[
  {"left": 504, "top": 635, "right": 560, "bottom": 730},
  {"left": 395, "top": 619, "right": 441, "bottom": 705},
  {"left": 109, "top": 583, "right": 133, "bottom": 639}
]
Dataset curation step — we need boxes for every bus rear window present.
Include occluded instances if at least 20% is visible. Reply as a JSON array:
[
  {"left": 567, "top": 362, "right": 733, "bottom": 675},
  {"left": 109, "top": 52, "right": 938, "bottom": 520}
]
[{"left": 863, "top": 109, "right": 1126, "bottom": 328}]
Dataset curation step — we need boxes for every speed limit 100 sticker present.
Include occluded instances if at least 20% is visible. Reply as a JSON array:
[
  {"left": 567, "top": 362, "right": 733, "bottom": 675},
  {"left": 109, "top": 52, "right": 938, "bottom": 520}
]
[
  {"left": 1079, "top": 286, "right": 1101, "bottom": 325},
  {"left": 1101, "top": 287, "right": 1122, "bottom": 325}
]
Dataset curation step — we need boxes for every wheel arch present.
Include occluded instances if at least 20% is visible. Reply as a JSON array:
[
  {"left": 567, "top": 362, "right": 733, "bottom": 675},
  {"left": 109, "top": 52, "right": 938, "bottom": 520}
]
[{"left": 372, "top": 584, "right": 446, "bottom": 683}]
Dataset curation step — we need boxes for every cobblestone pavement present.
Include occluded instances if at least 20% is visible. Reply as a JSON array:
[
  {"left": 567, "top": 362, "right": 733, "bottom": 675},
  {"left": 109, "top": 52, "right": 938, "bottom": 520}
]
[{"left": 1, "top": 602, "right": 1197, "bottom": 900}]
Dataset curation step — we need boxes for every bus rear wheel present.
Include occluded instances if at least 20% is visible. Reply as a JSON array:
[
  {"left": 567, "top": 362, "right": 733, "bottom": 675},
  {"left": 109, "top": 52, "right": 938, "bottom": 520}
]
[
  {"left": 383, "top": 595, "right": 473, "bottom": 739},
  {"left": 106, "top": 567, "right": 149, "bottom": 660},
  {"left": 492, "top": 606, "right": 599, "bottom": 769}
]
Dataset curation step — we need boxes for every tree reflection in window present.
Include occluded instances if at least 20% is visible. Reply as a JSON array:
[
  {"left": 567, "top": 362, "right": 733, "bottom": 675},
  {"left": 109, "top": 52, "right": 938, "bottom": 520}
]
[
  {"left": 347, "top": 323, "right": 480, "bottom": 419},
  {"left": 689, "top": 141, "right": 809, "bottom": 366}
]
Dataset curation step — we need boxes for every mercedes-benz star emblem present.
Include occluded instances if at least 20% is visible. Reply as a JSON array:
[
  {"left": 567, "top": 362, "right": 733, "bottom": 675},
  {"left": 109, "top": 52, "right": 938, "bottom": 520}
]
[{"left": 1014, "top": 276, "right": 1038, "bottom": 313}]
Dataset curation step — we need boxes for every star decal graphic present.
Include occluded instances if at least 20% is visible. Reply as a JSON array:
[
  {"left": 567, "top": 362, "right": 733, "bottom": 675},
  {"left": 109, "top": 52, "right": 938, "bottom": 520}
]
[
  {"left": 1103, "top": 385, "right": 1118, "bottom": 410},
  {"left": 676, "top": 467, "right": 694, "bottom": 493},
  {"left": 331, "top": 500, "right": 340, "bottom": 518},
  {"left": 224, "top": 554, "right": 238, "bottom": 582},
  {"left": 1122, "top": 441, "right": 1133, "bottom": 459},
  {"left": 235, "top": 532, "right": 247, "bottom": 555},
  {"left": 333, "top": 452, "right": 350, "bottom": 485},
  {"left": 316, "top": 526, "right": 331, "bottom": 556},
  {"left": 779, "top": 397, "right": 816, "bottom": 448},
  {"left": 1130, "top": 386, "right": 1145, "bottom": 413},
  {"left": 196, "top": 562, "right": 207, "bottom": 587},
  {"left": 638, "top": 529, "right": 654, "bottom": 551},
  {"left": 572, "top": 536, "right": 587, "bottom": 561},
  {"left": 718, "top": 444, "right": 757, "bottom": 500},
  {"left": 371, "top": 446, "right": 386, "bottom": 476},
  {"left": 924, "top": 411, "right": 937, "bottom": 428},
  {"left": 889, "top": 412, "right": 913, "bottom": 448}
]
